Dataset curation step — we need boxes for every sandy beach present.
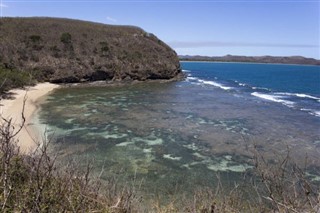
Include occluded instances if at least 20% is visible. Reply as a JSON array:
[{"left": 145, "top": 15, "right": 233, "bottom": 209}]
[{"left": 0, "top": 83, "right": 60, "bottom": 153}]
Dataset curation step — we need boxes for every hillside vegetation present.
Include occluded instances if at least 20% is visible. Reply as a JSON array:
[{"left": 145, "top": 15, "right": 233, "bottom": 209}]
[{"left": 0, "top": 17, "right": 181, "bottom": 89}]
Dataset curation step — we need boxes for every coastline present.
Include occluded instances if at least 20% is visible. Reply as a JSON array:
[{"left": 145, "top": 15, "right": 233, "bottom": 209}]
[
  {"left": 0, "top": 83, "right": 60, "bottom": 153},
  {"left": 179, "top": 60, "right": 320, "bottom": 66}
]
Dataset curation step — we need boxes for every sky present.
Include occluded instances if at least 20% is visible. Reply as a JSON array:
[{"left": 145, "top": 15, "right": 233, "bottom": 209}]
[{"left": 0, "top": 0, "right": 319, "bottom": 59}]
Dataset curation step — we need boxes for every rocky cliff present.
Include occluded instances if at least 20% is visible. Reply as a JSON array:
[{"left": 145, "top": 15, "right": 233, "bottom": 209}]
[{"left": 0, "top": 17, "right": 182, "bottom": 83}]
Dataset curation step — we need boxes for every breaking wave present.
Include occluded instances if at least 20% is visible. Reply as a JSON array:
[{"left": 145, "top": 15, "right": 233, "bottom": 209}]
[
  {"left": 275, "top": 92, "right": 320, "bottom": 101},
  {"left": 185, "top": 75, "right": 319, "bottom": 118},
  {"left": 251, "top": 92, "right": 295, "bottom": 107},
  {"left": 186, "top": 76, "right": 232, "bottom": 90}
]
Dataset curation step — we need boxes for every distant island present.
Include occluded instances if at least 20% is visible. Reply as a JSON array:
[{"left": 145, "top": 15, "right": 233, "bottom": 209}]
[{"left": 179, "top": 55, "right": 320, "bottom": 65}]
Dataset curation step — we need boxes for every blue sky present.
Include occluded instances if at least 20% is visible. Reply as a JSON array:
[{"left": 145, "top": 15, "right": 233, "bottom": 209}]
[{"left": 1, "top": 0, "right": 319, "bottom": 59}]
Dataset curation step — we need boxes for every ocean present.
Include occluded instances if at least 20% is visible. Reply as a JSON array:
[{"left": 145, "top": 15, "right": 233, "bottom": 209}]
[
  {"left": 37, "top": 62, "right": 320, "bottom": 201},
  {"left": 183, "top": 62, "right": 320, "bottom": 117}
]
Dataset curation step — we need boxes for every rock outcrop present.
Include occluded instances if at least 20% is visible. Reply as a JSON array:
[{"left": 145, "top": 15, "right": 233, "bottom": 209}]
[{"left": 0, "top": 17, "right": 182, "bottom": 83}]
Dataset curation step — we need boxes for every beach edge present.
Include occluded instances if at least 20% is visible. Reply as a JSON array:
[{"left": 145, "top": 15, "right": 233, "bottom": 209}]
[{"left": 0, "top": 82, "right": 60, "bottom": 153}]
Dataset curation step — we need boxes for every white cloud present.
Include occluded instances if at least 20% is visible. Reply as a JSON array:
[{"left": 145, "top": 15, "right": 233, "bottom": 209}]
[
  {"left": 106, "top": 16, "right": 117, "bottom": 23},
  {"left": 168, "top": 41, "right": 319, "bottom": 49},
  {"left": 0, "top": 3, "right": 8, "bottom": 8}
]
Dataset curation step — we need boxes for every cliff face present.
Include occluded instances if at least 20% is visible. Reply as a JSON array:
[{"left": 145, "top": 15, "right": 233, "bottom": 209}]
[{"left": 0, "top": 17, "right": 182, "bottom": 83}]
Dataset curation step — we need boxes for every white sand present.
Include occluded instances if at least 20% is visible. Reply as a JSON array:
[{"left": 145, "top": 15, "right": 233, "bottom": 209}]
[{"left": 0, "top": 83, "right": 60, "bottom": 153}]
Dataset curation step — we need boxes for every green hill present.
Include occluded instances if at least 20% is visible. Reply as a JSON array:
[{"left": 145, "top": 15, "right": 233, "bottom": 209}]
[{"left": 0, "top": 17, "right": 182, "bottom": 87}]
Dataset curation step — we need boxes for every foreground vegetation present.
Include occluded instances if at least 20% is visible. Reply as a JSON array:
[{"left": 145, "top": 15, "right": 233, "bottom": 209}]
[{"left": 0, "top": 110, "right": 319, "bottom": 212}]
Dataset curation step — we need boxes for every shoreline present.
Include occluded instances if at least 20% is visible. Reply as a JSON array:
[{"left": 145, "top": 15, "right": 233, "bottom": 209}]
[
  {"left": 57, "top": 75, "right": 186, "bottom": 88},
  {"left": 0, "top": 77, "right": 182, "bottom": 153},
  {"left": 0, "top": 82, "right": 60, "bottom": 153},
  {"left": 179, "top": 60, "right": 320, "bottom": 66}
]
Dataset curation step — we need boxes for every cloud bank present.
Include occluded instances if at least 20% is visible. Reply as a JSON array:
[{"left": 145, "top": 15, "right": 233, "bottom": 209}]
[{"left": 168, "top": 41, "right": 319, "bottom": 49}]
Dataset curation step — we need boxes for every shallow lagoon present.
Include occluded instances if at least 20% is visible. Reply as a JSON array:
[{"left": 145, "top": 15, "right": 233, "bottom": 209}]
[{"left": 38, "top": 64, "right": 320, "bottom": 201}]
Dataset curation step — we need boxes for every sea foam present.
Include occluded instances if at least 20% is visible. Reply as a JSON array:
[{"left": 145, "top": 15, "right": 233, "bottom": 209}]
[
  {"left": 198, "top": 79, "right": 232, "bottom": 90},
  {"left": 186, "top": 76, "right": 232, "bottom": 90},
  {"left": 251, "top": 92, "right": 295, "bottom": 107},
  {"left": 275, "top": 92, "right": 320, "bottom": 101},
  {"left": 301, "top": 109, "right": 320, "bottom": 117}
]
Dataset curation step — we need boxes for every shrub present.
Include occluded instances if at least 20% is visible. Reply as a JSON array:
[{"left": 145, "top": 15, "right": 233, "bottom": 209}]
[
  {"left": 50, "top": 45, "right": 61, "bottom": 58},
  {"left": 26, "top": 35, "right": 43, "bottom": 50},
  {"left": 99, "top": 41, "right": 110, "bottom": 57},
  {"left": 29, "top": 35, "right": 41, "bottom": 43},
  {"left": 251, "top": 146, "right": 320, "bottom": 212},
  {"left": 0, "top": 67, "right": 33, "bottom": 93},
  {"left": 133, "top": 51, "right": 142, "bottom": 59},
  {"left": 60, "top": 32, "right": 72, "bottom": 44}
]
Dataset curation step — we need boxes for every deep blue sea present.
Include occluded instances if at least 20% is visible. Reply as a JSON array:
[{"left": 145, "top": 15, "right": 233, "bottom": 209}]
[
  {"left": 182, "top": 62, "right": 320, "bottom": 117},
  {"left": 37, "top": 62, "right": 320, "bottom": 203}
]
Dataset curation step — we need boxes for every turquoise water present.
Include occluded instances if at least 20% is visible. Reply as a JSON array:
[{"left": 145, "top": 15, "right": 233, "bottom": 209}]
[{"left": 38, "top": 62, "right": 320, "bottom": 201}]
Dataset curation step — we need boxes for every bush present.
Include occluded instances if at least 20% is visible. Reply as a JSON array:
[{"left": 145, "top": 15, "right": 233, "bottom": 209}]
[
  {"left": 251, "top": 146, "right": 320, "bottom": 212},
  {"left": 0, "top": 67, "right": 33, "bottom": 93},
  {"left": 60, "top": 32, "right": 72, "bottom": 44},
  {"left": 29, "top": 35, "right": 41, "bottom": 43},
  {"left": 50, "top": 45, "right": 61, "bottom": 58},
  {"left": 100, "top": 41, "right": 110, "bottom": 52},
  {"left": 0, "top": 118, "right": 107, "bottom": 212},
  {"left": 25, "top": 35, "right": 43, "bottom": 50},
  {"left": 99, "top": 41, "right": 110, "bottom": 57}
]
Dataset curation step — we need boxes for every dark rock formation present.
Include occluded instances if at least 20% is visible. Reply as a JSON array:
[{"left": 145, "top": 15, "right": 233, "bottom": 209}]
[
  {"left": 179, "top": 55, "right": 320, "bottom": 65},
  {"left": 0, "top": 17, "right": 182, "bottom": 83}
]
